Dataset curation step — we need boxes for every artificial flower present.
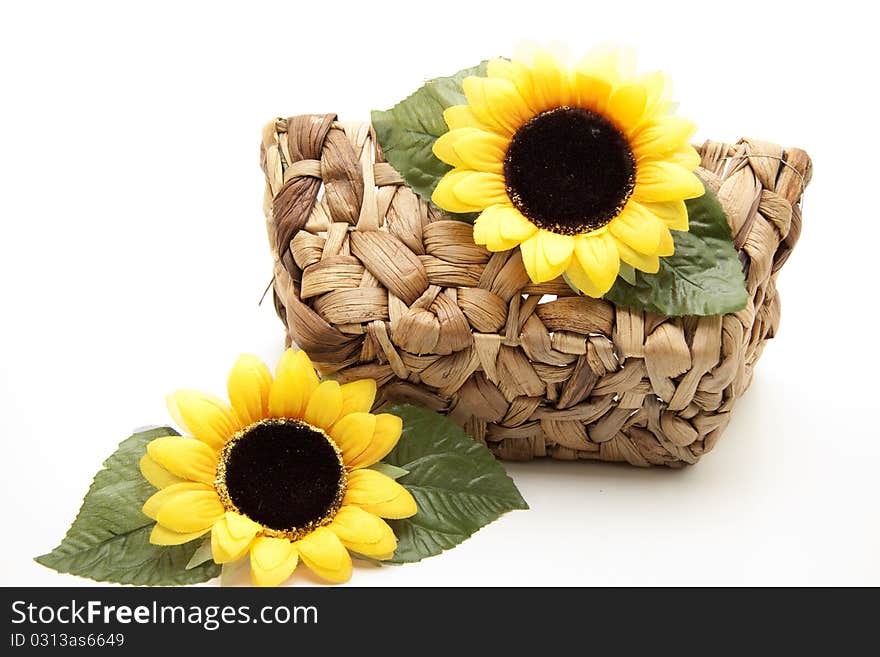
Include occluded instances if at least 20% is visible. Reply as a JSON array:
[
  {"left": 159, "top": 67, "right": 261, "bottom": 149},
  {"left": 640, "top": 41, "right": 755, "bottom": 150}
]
[
  {"left": 139, "top": 350, "right": 417, "bottom": 586},
  {"left": 431, "top": 46, "right": 704, "bottom": 297}
]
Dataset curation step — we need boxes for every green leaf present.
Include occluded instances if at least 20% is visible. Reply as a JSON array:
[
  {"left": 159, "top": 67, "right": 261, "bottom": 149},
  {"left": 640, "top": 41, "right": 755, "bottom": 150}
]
[
  {"left": 371, "top": 62, "right": 488, "bottom": 216},
  {"left": 382, "top": 404, "right": 528, "bottom": 563},
  {"left": 367, "top": 462, "right": 410, "bottom": 480},
  {"left": 605, "top": 181, "right": 749, "bottom": 316},
  {"left": 185, "top": 538, "right": 214, "bottom": 570},
  {"left": 35, "top": 426, "right": 221, "bottom": 585}
]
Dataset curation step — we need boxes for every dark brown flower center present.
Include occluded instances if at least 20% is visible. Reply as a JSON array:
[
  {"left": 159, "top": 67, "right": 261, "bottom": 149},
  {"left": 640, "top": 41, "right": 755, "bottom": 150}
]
[
  {"left": 503, "top": 106, "right": 636, "bottom": 234},
  {"left": 216, "top": 419, "right": 345, "bottom": 537}
]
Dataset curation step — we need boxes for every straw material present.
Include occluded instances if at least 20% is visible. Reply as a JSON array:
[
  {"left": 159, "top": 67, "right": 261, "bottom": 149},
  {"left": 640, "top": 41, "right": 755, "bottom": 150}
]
[{"left": 260, "top": 114, "right": 811, "bottom": 467}]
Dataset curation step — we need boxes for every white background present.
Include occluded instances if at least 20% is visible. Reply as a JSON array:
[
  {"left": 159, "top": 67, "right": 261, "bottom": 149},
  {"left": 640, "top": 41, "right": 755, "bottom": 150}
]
[{"left": 2, "top": 0, "right": 877, "bottom": 586}]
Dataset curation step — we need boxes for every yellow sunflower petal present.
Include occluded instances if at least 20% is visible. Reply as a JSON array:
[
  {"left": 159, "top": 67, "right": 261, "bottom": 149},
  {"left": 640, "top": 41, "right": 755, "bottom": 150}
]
[
  {"left": 295, "top": 526, "right": 352, "bottom": 584},
  {"left": 564, "top": 258, "right": 606, "bottom": 298},
  {"left": 347, "top": 413, "right": 403, "bottom": 470},
  {"left": 433, "top": 128, "right": 508, "bottom": 174},
  {"left": 212, "top": 512, "right": 259, "bottom": 564},
  {"left": 577, "top": 46, "right": 632, "bottom": 87},
  {"left": 520, "top": 232, "right": 570, "bottom": 283},
  {"left": 443, "top": 104, "right": 484, "bottom": 131},
  {"left": 573, "top": 232, "right": 621, "bottom": 294},
  {"left": 343, "top": 469, "right": 418, "bottom": 519},
  {"left": 524, "top": 48, "right": 571, "bottom": 111},
  {"left": 606, "top": 82, "right": 648, "bottom": 134},
  {"left": 670, "top": 145, "right": 701, "bottom": 170},
  {"left": 330, "top": 412, "right": 376, "bottom": 466},
  {"left": 328, "top": 506, "right": 397, "bottom": 559},
  {"left": 451, "top": 170, "right": 509, "bottom": 208},
  {"left": 250, "top": 537, "right": 299, "bottom": 587},
  {"left": 303, "top": 380, "right": 343, "bottom": 431},
  {"left": 497, "top": 206, "right": 539, "bottom": 242},
  {"left": 634, "top": 162, "right": 705, "bottom": 202},
  {"left": 615, "top": 240, "right": 661, "bottom": 274},
  {"left": 338, "top": 379, "right": 376, "bottom": 417},
  {"left": 268, "top": 349, "right": 319, "bottom": 420},
  {"left": 149, "top": 524, "right": 209, "bottom": 546},
  {"left": 473, "top": 205, "right": 527, "bottom": 252},
  {"left": 656, "top": 224, "right": 675, "bottom": 257},
  {"left": 462, "top": 76, "right": 532, "bottom": 136},
  {"left": 642, "top": 200, "right": 689, "bottom": 231},
  {"left": 486, "top": 57, "right": 539, "bottom": 112},
  {"left": 539, "top": 230, "right": 575, "bottom": 267},
  {"left": 609, "top": 202, "right": 664, "bottom": 254},
  {"left": 639, "top": 71, "right": 674, "bottom": 119},
  {"left": 631, "top": 115, "right": 697, "bottom": 158},
  {"left": 572, "top": 70, "right": 614, "bottom": 114},
  {"left": 166, "top": 390, "right": 240, "bottom": 451},
  {"left": 139, "top": 454, "right": 184, "bottom": 489},
  {"left": 143, "top": 482, "right": 213, "bottom": 520},
  {"left": 147, "top": 436, "right": 218, "bottom": 486},
  {"left": 227, "top": 354, "right": 272, "bottom": 427},
  {"left": 154, "top": 487, "right": 225, "bottom": 534},
  {"left": 432, "top": 170, "right": 489, "bottom": 214},
  {"left": 452, "top": 129, "right": 509, "bottom": 174}
]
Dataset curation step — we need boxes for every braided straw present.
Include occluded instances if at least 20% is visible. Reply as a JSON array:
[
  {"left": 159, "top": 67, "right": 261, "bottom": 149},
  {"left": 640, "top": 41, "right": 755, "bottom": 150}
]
[{"left": 260, "top": 114, "right": 812, "bottom": 467}]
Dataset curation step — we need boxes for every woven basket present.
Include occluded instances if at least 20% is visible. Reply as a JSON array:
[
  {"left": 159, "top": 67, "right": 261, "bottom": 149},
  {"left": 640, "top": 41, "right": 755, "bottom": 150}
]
[{"left": 260, "top": 114, "right": 811, "bottom": 467}]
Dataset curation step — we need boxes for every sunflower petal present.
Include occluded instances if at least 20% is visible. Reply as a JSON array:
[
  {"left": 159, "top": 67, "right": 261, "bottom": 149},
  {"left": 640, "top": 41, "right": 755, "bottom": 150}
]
[
  {"left": 540, "top": 230, "right": 575, "bottom": 267},
  {"left": 147, "top": 436, "right": 218, "bottom": 486},
  {"left": 330, "top": 412, "right": 376, "bottom": 466},
  {"left": 347, "top": 413, "right": 403, "bottom": 469},
  {"left": 154, "top": 488, "right": 225, "bottom": 534},
  {"left": 606, "top": 82, "right": 648, "bottom": 134},
  {"left": 433, "top": 128, "right": 508, "bottom": 174},
  {"left": 443, "top": 104, "right": 483, "bottom": 131},
  {"left": 631, "top": 115, "right": 697, "bottom": 158},
  {"left": 143, "top": 482, "right": 213, "bottom": 520},
  {"left": 643, "top": 200, "right": 689, "bottom": 231},
  {"left": 486, "top": 57, "right": 539, "bottom": 112},
  {"left": 656, "top": 224, "right": 675, "bottom": 257},
  {"left": 338, "top": 379, "right": 376, "bottom": 417},
  {"left": 250, "top": 537, "right": 299, "bottom": 587},
  {"left": 572, "top": 71, "right": 614, "bottom": 114},
  {"left": 616, "top": 240, "right": 661, "bottom": 274},
  {"left": 609, "top": 202, "right": 664, "bottom": 254},
  {"left": 432, "top": 170, "right": 489, "bottom": 213},
  {"left": 212, "top": 512, "right": 259, "bottom": 564},
  {"left": 525, "top": 48, "right": 571, "bottom": 110},
  {"left": 670, "top": 145, "right": 701, "bottom": 170},
  {"left": 473, "top": 206, "right": 522, "bottom": 252},
  {"left": 303, "top": 380, "right": 343, "bottom": 430},
  {"left": 166, "top": 390, "right": 240, "bottom": 450},
  {"left": 329, "top": 506, "right": 397, "bottom": 559},
  {"left": 149, "top": 524, "right": 209, "bottom": 546},
  {"left": 573, "top": 232, "right": 620, "bottom": 294},
  {"left": 227, "top": 354, "right": 272, "bottom": 427},
  {"left": 520, "top": 232, "right": 570, "bottom": 283},
  {"left": 343, "top": 469, "right": 418, "bottom": 519},
  {"left": 268, "top": 349, "right": 319, "bottom": 420},
  {"left": 496, "top": 206, "right": 538, "bottom": 242},
  {"left": 295, "top": 527, "right": 352, "bottom": 584},
  {"left": 139, "top": 454, "right": 185, "bottom": 489},
  {"left": 451, "top": 170, "right": 509, "bottom": 208},
  {"left": 462, "top": 76, "right": 532, "bottom": 135},
  {"left": 634, "top": 162, "right": 705, "bottom": 202},
  {"left": 564, "top": 258, "right": 605, "bottom": 298}
]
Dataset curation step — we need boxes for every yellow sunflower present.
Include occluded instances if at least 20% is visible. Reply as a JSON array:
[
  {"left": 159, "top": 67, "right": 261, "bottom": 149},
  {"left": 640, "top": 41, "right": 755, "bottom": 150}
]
[
  {"left": 139, "top": 349, "right": 417, "bottom": 586},
  {"left": 431, "top": 46, "right": 704, "bottom": 297}
]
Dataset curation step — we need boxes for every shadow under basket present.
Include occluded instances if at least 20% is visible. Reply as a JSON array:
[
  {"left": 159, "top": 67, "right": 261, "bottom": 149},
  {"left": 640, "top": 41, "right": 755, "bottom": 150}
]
[{"left": 260, "top": 114, "right": 811, "bottom": 467}]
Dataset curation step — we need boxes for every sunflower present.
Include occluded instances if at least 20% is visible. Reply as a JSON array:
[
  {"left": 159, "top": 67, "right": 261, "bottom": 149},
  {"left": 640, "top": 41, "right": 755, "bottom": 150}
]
[
  {"left": 139, "top": 349, "right": 417, "bottom": 586},
  {"left": 431, "top": 46, "right": 704, "bottom": 297}
]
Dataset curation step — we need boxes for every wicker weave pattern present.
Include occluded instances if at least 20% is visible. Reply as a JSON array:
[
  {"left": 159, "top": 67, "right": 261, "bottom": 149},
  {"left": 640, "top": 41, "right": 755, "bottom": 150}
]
[{"left": 260, "top": 114, "right": 811, "bottom": 467}]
